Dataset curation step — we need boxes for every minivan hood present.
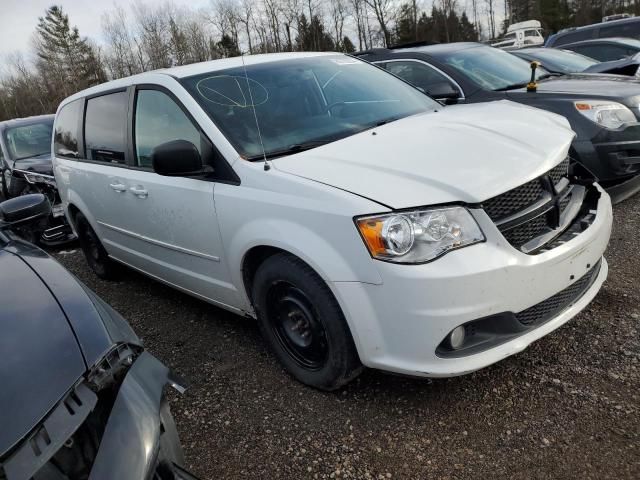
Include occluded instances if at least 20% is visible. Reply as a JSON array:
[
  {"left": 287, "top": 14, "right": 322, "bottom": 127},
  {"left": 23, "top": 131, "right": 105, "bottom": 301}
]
[
  {"left": 273, "top": 101, "right": 574, "bottom": 209},
  {"left": 0, "top": 250, "right": 85, "bottom": 457}
]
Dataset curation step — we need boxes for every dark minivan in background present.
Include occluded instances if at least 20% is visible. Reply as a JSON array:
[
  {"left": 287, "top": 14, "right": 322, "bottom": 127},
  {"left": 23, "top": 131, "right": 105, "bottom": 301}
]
[{"left": 546, "top": 16, "right": 640, "bottom": 48}]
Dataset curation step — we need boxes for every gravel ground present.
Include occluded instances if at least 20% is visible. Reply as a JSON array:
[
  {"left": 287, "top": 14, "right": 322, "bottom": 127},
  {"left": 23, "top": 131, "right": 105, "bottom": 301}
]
[{"left": 55, "top": 194, "right": 639, "bottom": 480}]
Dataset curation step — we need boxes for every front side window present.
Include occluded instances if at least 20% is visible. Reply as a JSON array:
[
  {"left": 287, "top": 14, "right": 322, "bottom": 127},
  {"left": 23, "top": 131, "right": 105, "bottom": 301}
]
[
  {"left": 433, "top": 45, "right": 548, "bottom": 91},
  {"left": 55, "top": 101, "right": 81, "bottom": 158},
  {"left": 134, "top": 90, "right": 202, "bottom": 168},
  {"left": 181, "top": 55, "right": 440, "bottom": 160},
  {"left": 4, "top": 119, "right": 53, "bottom": 161},
  {"left": 84, "top": 92, "right": 128, "bottom": 164},
  {"left": 382, "top": 61, "right": 460, "bottom": 98}
]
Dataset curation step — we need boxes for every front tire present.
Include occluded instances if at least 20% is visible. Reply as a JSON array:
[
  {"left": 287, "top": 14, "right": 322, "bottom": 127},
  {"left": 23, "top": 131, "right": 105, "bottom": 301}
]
[
  {"left": 252, "top": 253, "right": 362, "bottom": 390},
  {"left": 75, "top": 212, "right": 119, "bottom": 280}
]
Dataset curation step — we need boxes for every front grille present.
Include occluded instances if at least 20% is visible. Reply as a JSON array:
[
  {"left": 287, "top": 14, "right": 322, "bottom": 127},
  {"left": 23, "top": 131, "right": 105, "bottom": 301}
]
[
  {"left": 515, "top": 259, "right": 601, "bottom": 326},
  {"left": 549, "top": 157, "right": 570, "bottom": 185},
  {"left": 501, "top": 214, "right": 548, "bottom": 248},
  {"left": 482, "top": 157, "right": 575, "bottom": 252},
  {"left": 482, "top": 179, "right": 544, "bottom": 220}
]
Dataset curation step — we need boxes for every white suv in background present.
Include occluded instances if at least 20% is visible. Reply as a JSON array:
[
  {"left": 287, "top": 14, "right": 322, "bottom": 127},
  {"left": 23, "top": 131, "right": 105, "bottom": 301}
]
[{"left": 53, "top": 52, "right": 612, "bottom": 390}]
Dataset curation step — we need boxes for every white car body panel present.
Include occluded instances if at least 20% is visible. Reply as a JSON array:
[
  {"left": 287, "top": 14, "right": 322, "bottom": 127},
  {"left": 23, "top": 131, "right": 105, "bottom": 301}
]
[{"left": 53, "top": 53, "right": 613, "bottom": 378}]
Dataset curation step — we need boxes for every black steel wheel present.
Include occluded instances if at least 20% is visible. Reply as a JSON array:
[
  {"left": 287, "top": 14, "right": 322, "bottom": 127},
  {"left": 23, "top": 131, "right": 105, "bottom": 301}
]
[
  {"left": 75, "top": 212, "right": 119, "bottom": 280},
  {"left": 252, "top": 253, "right": 362, "bottom": 390},
  {"left": 265, "top": 281, "right": 329, "bottom": 370}
]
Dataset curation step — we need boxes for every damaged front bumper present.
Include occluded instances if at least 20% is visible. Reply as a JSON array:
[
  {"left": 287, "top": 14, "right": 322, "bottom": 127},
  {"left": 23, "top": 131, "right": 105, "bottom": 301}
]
[{"left": 1, "top": 351, "right": 196, "bottom": 480}]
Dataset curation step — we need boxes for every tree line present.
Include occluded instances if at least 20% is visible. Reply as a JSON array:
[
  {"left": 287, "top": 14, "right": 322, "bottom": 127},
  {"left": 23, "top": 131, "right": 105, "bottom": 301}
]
[{"left": 1, "top": 0, "right": 640, "bottom": 121}]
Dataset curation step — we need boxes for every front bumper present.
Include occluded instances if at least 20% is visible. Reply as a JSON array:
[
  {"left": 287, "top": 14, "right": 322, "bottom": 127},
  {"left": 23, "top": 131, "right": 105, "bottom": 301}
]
[
  {"left": 332, "top": 184, "right": 612, "bottom": 378},
  {"left": 89, "top": 351, "right": 189, "bottom": 480},
  {"left": 573, "top": 124, "right": 640, "bottom": 201}
]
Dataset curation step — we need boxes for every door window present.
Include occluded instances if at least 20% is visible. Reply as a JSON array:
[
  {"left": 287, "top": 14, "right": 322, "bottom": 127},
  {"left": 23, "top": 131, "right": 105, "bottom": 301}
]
[
  {"left": 84, "top": 92, "right": 128, "bottom": 164},
  {"left": 599, "top": 22, "right": 640, "bottom": 39},
  {"left": 134, "top": 89, "right": 202, "bottom": 168},
  {"left": 382, "top": 61, "right": 460, "bottom": 98},
  {"left": 571, "top": 44, "right": 631, "bottom": 61},
  {"left": 54, "top": 100, "right": 82, "bottom": 158}
]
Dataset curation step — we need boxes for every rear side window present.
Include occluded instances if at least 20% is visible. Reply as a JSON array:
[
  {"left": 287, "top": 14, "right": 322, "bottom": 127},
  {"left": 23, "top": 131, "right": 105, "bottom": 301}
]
[
  {"left": 599, "top": 22, "right": 640, "bottom": 39},
  {"left": 571, "top": 44, "right": 631, "bottom": 61},
  {"left": 134, "top": 89, "right": 201, "bottom": 168},
  {"left": 54, "top": 100, "right": 81, "bottom": 158},
  {"left": 84, "top": 92, "right": 128, "bottom": 164}
]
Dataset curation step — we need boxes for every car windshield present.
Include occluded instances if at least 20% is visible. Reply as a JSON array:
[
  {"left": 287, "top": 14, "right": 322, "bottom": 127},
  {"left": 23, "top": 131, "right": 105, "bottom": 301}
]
[
  {"left": 181, "top": 55, "right": 440, "bottom": 159},
  {"left": 3, "top": 120, "right": 53, "bottom": 160},
  {"left": 518, "top": 49, "right": 598, "bottom": 74},
  {"left": 433, "top": 45, "right": 550, "bottom": 91}
]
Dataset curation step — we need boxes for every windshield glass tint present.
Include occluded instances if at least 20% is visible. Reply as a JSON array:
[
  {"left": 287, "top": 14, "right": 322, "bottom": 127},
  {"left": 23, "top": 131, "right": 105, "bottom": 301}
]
[
  {"left": 435, "top": 46, "right": 547, "bottom": 90},
  {"left": 181, "top": 55, "right": 439, "bottom": 159},
  {"left": 522, "top": 49, "right": 598, "bottom": 73},
  {"left": 4, "top": 120, "right": 53, "bottom": 160}
]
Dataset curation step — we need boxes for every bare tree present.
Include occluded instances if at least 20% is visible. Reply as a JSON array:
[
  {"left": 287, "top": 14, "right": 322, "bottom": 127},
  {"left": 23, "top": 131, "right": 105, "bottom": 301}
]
[{"left": 363, "top": 0, "right": 394, "bottom": 47}]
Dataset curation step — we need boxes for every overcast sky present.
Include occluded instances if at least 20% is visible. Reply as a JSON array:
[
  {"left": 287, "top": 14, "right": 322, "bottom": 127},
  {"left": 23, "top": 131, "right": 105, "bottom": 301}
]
[
  {"left": 0, "top": 0, "right": 209, "bottom": 61},
  {"left": 0, "top": 0, "right": 505, "bottom": 63}
]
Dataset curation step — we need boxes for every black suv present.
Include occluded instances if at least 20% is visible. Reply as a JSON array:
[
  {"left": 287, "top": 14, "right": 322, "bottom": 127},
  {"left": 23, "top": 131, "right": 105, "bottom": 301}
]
[
  {"left": 546, "top": 16, "right": 640, "bottom": 48},
  {"left": 0, "top": 115, "right": 74, "bottom": 245},
  {"left": 356, "top": 42, "right": 640, "bottom": 202}
]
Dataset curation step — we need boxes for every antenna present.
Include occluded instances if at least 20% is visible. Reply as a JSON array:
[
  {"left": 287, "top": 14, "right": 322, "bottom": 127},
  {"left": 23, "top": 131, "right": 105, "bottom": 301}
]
[{"left": 241, "top": 53, "right": 270, "bottom": 171}]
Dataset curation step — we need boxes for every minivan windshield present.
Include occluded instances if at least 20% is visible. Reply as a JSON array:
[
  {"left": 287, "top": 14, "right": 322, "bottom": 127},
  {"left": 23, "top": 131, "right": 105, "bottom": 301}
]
[
  {"left": 432, "top": 45, "right": 550, "bottom": 91},
  {"left": 3, "top": 119, "right": 53, "bottom": 160},
  {"left": 181, "top": 55, "right": 440, "bottom": 159}
]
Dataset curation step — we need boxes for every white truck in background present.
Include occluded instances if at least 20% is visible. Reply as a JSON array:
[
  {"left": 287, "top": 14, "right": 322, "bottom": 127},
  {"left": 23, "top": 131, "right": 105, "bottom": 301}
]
[{"left": 492, "top": 20, "right": 545, "bottom": 49}]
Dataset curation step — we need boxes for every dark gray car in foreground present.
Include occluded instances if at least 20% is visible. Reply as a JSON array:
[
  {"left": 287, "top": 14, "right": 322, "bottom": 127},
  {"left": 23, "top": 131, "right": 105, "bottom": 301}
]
[{"left": 0, "top": 194, "right": 195, "bottom": 479}]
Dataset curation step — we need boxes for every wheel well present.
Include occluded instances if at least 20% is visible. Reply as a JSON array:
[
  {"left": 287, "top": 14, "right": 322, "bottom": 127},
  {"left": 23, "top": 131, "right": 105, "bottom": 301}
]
[
  {"left": 242, "top": 246, "right": 289, "bottom": 305},
  {"left": 67, "top": 204, "right": 80, "bottom": 228}
]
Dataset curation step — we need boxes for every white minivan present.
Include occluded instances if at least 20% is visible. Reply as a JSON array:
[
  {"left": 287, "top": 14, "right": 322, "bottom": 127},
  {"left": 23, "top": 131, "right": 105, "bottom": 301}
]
[{"left": 53, "top": 52, "right": 613, "bottom": 390}]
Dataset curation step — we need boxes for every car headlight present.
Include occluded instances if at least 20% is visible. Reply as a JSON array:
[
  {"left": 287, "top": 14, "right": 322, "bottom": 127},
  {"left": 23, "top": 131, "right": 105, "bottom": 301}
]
[
  {"left": 355, "top": 206, "right": 484, "bottom": 263},
  {"left": 574, "top": 101, "right": 636, "bottom": 129},
  {"left": 23, "top": 172, "right": 57, "bottom": 187}
]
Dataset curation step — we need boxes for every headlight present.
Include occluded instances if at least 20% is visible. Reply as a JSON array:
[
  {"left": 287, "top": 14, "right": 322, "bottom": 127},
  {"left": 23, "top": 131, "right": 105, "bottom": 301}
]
[
  {"left": 355, "top": 207, "right": 484, "bottom": 263},
  {"left": 23, "top": 172, "right": 57, "bottom": 187},
  {"left": 574, "top": 101, "right": 636, "bottom": 129}
]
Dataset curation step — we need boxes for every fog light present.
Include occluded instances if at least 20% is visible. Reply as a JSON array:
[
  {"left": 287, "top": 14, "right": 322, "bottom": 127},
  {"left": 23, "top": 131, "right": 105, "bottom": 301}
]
[{"left": 448, "top": 326, "right": 466, "bottom": 350}]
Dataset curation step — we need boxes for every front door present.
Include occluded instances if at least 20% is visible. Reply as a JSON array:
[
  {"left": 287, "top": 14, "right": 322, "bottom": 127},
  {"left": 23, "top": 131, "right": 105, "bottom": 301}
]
[{"left": 103, "top": 87, "right": 240, "bottom": 310}]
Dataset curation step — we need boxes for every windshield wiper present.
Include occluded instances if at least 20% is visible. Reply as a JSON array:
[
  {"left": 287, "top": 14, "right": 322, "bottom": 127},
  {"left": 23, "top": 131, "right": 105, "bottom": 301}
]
[
  {"left": 493, "top": 82, "right": 530, "bottom": 91},
  {"left": 14, "top": 151, "right": 50, "bottom": 161},
  {"left": 246, "top": 141, "right": 331, "bottom": 161}
]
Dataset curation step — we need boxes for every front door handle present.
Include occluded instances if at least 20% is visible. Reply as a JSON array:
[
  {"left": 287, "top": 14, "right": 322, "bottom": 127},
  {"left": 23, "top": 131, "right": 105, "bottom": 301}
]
[
  {"left": 109, "top": 182, "right": 127, "bottom": 192},
  {"left": 129, "top": 186, "right": 148, "bottom": 198}
]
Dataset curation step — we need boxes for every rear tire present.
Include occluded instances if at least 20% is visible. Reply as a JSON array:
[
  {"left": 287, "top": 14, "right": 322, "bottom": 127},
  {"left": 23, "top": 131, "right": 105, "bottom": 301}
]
[
  {"left": 75, "top": 212, "right": 119, "bottom": 280},
  {"left": 252, "top": 253, "right": 362, "bottom": 390}
]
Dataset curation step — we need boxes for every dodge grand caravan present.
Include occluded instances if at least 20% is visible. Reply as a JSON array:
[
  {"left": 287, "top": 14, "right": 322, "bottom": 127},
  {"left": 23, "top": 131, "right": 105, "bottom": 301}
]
[{"left": 53, "top": 52, "right": 613, "bottom": 390}]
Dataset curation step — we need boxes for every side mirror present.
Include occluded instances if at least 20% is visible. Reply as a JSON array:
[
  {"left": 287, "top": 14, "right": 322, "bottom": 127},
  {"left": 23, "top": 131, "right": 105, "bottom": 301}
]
[
  {"left": 0, "top": 194, "right": 51, "bottom": 228},
  {"left": 427, "top": 82, "right": 461, "bottom": 103},
  {"left": 151, "top": 140, "right": 207, "bottom": 177}
]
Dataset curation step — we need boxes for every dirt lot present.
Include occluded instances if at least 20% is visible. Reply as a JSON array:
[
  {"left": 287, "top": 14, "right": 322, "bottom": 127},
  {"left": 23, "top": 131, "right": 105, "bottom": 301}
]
[{"left": 56, "top": 194, "right": 639, "bottom": 480}]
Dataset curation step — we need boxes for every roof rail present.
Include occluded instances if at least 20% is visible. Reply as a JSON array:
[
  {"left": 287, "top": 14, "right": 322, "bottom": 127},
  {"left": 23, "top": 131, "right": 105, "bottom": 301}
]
[
  {"left": 389, "top": 40, "right": 439, "bottom": 49},
  {"left": 352, "top": 48, "right": 389, "bottom": 56}
]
